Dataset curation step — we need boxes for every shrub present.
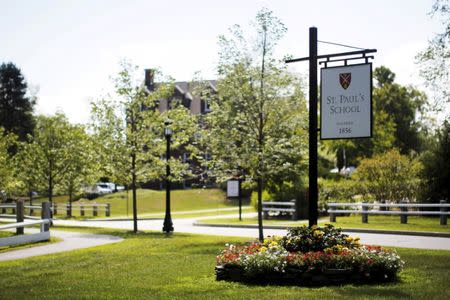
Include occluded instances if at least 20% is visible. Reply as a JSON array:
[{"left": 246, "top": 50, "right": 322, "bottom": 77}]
[
  {"left": 354, "top": 149, "right": 422, "bottom": 202},
  {"left": 250, "top": 190, "right": 272, "bottom": 210},
  {"left": 318, "top": 178, "right": 367, "bottom": 211}
]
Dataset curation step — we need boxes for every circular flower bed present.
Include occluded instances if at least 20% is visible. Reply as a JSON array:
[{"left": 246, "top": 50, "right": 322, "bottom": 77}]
[{"left": 215, "top": 225, "right": 404, "bottom": 285}]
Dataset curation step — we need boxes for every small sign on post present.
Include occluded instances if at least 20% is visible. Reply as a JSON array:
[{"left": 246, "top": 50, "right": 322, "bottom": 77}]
[
  {"left": 227, "top": 179, "right": 242, "bottom": 220},
  {"left": 320, "top": 63, "right": 372, "bottom": 140},
  {"left": 227, "top": 180, "right": 239, "bottom": 198}
]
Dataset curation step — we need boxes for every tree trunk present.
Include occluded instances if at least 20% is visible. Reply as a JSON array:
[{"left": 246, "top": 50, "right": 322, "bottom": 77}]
[
  {"left": 48, "top": 174, "right": 53, "bottom": 203},
  {"left": 257, "top": 177, "right": 264, "bottom": 242},
  {"left": 132, "top": 152, "right": 138, "bottom": 233},
  {"left": 28, "top": 190, "right": 33, "bottom": 206},
  {"left": 68, "top": 184, "right": 73, "bottom": 218}
]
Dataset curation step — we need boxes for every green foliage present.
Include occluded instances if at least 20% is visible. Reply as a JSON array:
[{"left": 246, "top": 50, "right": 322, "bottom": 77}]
[
  {"left": 12, "top": 140, "right": 45, "bottom": 202},
  {"left": 90, "top": 61, "right": 199, "bottom": 187},
  {"left": 318, "top": 178, "right": 366, "bottom": 210},
  {"left": 419, "top": 121, "right": 450, "bottom": 202},
  {"left": 374, "top": 69, "right": 428, "bottom": 154},
  {"left": 0, "top": 62, "right": 35, "bottom": 141},
  {"left": 30, "top": 114, "right": 80, "bottom": 201},
  {"left": 354, "top": 149, "right": 422, "bottom": 202},
  {"left": 416, "top": 0, "right": 450, "bottom": 112},
  {"left": 206, "top": 8, "right": 308, "bottom": 190},
  {"left": 0, "top": 128, "right": 19, "bottom": 195},
  {"left": 59, "top": 124, "right": 98, "bottom": 201},
  {"left": 250, "top": 190, "right": 271, "bottom": 210}
]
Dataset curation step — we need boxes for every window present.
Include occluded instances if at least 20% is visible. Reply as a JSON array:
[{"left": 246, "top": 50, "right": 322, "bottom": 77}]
[{"left": 204, "top": 99, "right": 212, "bottom": 112}]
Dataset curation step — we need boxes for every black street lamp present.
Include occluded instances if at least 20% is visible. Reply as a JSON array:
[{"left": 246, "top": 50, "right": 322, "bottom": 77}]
[{"left": 163, "top": 121, "right": 174, "bottom": 233}]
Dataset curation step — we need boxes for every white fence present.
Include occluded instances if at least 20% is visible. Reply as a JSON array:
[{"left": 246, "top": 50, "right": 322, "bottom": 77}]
[
  {"left": 0, "top": 219, "right": 51, "bottom": 247},
  {"left": 1, "top": 202, "right": 111, "bottom": 217},
  {"left": 327, "top": 200, "right": 449, "bottom": 225},
  {"left": 52, "top": 203, "right": 111, "bottom": 217},
  {"left": 0, "top": 200, "right": 52, "bottom": 247}
]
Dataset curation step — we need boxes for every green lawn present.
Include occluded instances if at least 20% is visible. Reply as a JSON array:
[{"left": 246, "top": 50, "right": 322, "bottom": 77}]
[
  {"left": 0, "top": 231, "right": 14, "bottom": 238},
  {"left": 33, "top": 188, "right": 236, "bottom": 218},
  {"left": 0, "top": 227, "right": 448, "bottom": 299},
  {"left": 198, "top": 215, "right": 450, "bottom": 233}
]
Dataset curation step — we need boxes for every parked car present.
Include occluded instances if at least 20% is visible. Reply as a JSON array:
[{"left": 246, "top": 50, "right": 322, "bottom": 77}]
[{"left": 95, "top": 183, "right": 113, "bottom": 194}]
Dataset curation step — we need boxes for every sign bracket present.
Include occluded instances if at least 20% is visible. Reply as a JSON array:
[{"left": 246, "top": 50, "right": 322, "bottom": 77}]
[{"left": 285, "top": 27, "right": 376, "bottom": 227}]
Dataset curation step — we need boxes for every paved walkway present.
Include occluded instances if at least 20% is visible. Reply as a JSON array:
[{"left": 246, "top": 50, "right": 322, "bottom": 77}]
[{"left": 0, "top": 229, "right": 123, "bottom": 262}]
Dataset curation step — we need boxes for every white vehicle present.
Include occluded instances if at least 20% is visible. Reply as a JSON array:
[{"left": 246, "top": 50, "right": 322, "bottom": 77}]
[{"left": 95, "top": 183, "right": 113, "bottom": 194}]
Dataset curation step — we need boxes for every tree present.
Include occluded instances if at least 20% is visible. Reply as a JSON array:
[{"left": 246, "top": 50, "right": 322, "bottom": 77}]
[
  {"left": 419, "top": 121, "right": 450, "bottom": 202},
  {"left": 60, "top": 124, "right": 98, "bottom": 215},
  {"left": 0, "top": 62, "right": 35, "bottom": 141},
  {"left": 206, "top": 9, "right": 308, "bottom": 241},
  {"left": 374, "top": 67, "right": 428, "bottom": 154},
  {"left": 354, "top": 149, "right": 422, "bottom": 203},
  {"left": 12, "top": 139, "right": 45, "bottom": 205},
  {"left": 90, "top": 62, "right": 198, "bottom": 232},
  {"left": 0, "top": 128, "right": 18, "bottom": 198},
  {"left": 32, "top": 113, "right": 76, "bottom": 203},
  {"left": 416, "top": 0, "right": 450, "bottom": 113}
]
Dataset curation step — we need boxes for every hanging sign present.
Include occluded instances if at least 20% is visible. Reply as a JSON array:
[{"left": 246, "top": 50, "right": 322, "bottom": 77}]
[
  {"left": 320, "top": 63, "right": 372, "bottom": 139},
  {"left": 227, "top": 180, "right": 239, "bottom": 197}
]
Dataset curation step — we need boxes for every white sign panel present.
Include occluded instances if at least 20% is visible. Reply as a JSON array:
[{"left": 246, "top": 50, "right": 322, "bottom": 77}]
[
  {"left": 320, "top": 63, "right": 372, "bottom": 139},
  {"left": 227, "top": 180, "right": 239, "bottom": 197}
]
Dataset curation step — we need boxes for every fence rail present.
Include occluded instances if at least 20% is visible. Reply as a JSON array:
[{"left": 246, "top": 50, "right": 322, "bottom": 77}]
[
  {"left": 1, "top": 202, "right": 111, "bottom": 217},
  {"left": 0, "top": 200, "right": 52, "bottom": 247},
  {"left": 262, "top": 200, "right": 298, "bottom": 220},
  {"left": 327, "top": 200, "right": 448, "bottom": 225}
]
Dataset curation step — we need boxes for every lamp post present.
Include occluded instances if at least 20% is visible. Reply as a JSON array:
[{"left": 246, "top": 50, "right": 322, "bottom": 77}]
[{"left": 163, "top": 121, "right": 174, "bottom": 233}]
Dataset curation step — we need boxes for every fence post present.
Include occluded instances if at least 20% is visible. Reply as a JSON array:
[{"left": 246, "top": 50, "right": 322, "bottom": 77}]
[
  {"left": 440, "top": 200, "right": 447, "bottom": 225},
  {"left": 1, "top": 206, "right": 5, "bottom": 214},
  {"left": 67, "top": 202, "right": 71, "bottom": 217},
  {"left": 329, "top": 203, "right": 336, "bottom": 222},
  {"left": 106, "top": 204, "right": 110, "bottom": 217},
  {"left": 16, "top": 200, "right": 24, "bottom": 235},
  {"left": 53, "top": 203, "right": 58, "bottom": 215},
  {"left": 80, "top": 205, "right": 85, "bottom": 217},
  {"left": 400, "top": 201, "right": 408, "bottom": 224},
  {"left": 362, "top": 202, "right": 368, "bottom": 223},
  {"left": 93, "top": 205, "right": 98, "bottom": 217},
  {"left": 41, "top": 202, "right": 51, "bottom": 231},
  {"left": 29, "top": 200, "right": 34, "bottom": 216}
]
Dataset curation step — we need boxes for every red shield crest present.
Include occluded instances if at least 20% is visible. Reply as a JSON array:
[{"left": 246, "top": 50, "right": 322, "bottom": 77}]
[{"left": 339, "top": 73, "right": 351, "bottom": 90}]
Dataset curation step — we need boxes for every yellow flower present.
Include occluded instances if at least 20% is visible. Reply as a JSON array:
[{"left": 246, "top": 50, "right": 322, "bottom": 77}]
[
  {"left": 260, "top": 246, "right": 268, "bottom": 252},
  {"left": 313, "top": 230, "right": 324, "bottom": 237},
  {"left": 269, "top": 241, "right": 278, "bottom": 247}
]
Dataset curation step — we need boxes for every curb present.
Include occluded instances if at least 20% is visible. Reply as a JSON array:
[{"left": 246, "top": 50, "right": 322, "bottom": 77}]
[{"left": 192, "top": 222, "right": 450, "bottom": 238}]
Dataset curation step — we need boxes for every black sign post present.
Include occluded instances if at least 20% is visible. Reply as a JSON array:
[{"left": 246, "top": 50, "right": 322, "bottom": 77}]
[
  {"left": 308, "top": 27, "right": 319, "bottom": 227},
  {"left": 286, "top": 27, "right": 376, "bottom": 227}
]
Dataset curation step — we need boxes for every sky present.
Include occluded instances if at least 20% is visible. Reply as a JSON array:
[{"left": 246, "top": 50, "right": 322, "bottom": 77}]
[{"left": 0, "top": 0, "right": 443, "bottom": 124}]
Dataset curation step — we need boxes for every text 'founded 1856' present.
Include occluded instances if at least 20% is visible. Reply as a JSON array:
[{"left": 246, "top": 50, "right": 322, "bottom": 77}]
[{"left": 320, "top": 63, "right": 372, "bottom": 140}]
